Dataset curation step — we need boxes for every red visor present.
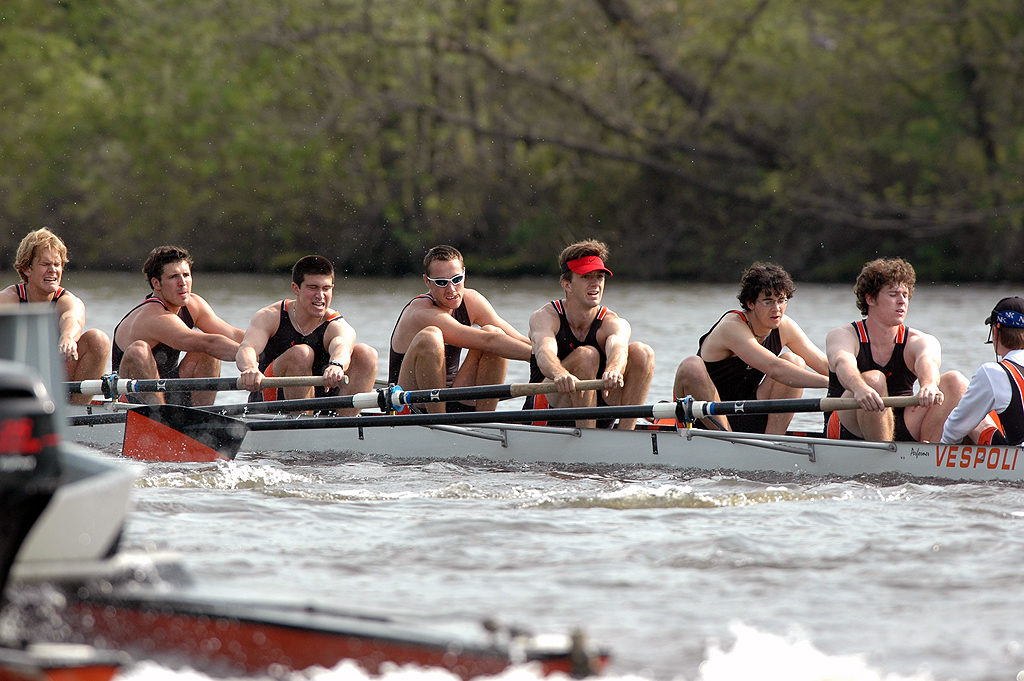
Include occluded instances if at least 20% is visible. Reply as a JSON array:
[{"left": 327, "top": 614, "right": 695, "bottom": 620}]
[{"left": 562, "top": 256, "right": 613, "bottom": 276}]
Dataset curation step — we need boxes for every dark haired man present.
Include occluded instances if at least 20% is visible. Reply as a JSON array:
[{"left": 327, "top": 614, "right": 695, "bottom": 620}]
[
  {"left": 673, "top": 262, "right": 828, "bottom": 433},
  {"left": 0, "top": 228, "right": 109, "bottom": 404},
  {"left": 526, "top": 239, "right": 654, "bottom": 430},
  {"left": 237, "top": 255, "right": 378, "bottom": 415},
  {"left": 825, "top": 257, "right": 967, "bottom": 442},
  {"left": 941, "top": 297, "right": 1024, "bottom": 444},
  {"left": 388, "top": 245, "right": 530, "bottom": 413},
  {"left": 112, "top": 245, "right": 244, "bottom": 406}
]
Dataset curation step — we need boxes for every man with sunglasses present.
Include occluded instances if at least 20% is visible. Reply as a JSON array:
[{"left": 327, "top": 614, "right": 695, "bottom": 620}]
[
  {"left": 388, "top": 245, "right": 531, "bottom": 412},
  {"left": 825, "top": 257, "right": 968, "bottom": 442},
  {"left": 941, "top": 297, "right": 1024, "bottom": 445},
  {"left": 673, "top": 262, "right": 829, "bottom": 433},
  {"left": 526, "top": 239, "right": 654, "bottom": 430}
]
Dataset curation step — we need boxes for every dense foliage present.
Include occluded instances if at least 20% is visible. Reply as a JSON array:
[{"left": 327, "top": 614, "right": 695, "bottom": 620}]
[{"left": 1, "top": 0, "right": 1021, "bottom": 281}]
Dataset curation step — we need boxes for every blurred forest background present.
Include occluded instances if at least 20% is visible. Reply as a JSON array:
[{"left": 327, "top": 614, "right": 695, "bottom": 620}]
[{"left": 1, "top": 0, "right": 1022, "bottom": 281}]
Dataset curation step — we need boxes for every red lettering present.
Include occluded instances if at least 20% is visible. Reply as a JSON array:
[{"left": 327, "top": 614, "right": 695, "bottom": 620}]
[
  {"left": 936, "top": 446, "right": 947, "bottom": 467},
  {"left": 1001, "top": 449, "right": 1013, "bottom": 471},
  {"left": 972, "top": 447, "right": 987, "bottom": 469},
  {"left": 987, "top": 448, "right": 999, "bottom": 469},
  {"left": 947, "top": 445, "right": 959, "bottom": 468}
]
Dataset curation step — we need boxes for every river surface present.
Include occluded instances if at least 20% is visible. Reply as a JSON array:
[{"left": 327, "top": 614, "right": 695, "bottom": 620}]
[{"left": 51, "top": 273, "right": 1024, "bottom": 680}]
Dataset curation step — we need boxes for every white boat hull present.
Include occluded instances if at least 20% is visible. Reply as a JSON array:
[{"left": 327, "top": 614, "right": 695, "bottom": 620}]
[{"left": 69, "top": 406, "right": 1024, "bottom": 483}]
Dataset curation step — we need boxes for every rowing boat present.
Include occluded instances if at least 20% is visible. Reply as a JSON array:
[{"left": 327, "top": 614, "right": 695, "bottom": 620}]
[{"left": 68, "top": 398, "right": 1024, "bottom": 483}]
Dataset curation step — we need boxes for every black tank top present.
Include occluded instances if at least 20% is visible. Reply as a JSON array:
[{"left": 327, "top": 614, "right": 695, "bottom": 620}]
[
  {"left": 697, "top": 310, "right": 783, "bottom": 401},
  {"left": 528, "top": 300, "right": 608, "bottom": 383},
  {"left": 388, "top": 294, "right": 472, "bottom": 385},
  {"left": 525, "top": 300, "right": 609, "bottom": 413},
  {"left": 16, "top": 284, "right": 66, "bottom": 304},
  {"left": 826, "top": 321, "right": 915, "bottom": 399},
  {"left": 255, "top": 300, "right": 343, "bottom": 398},
  {"left": 111, "top": 295, "right": 196, "bottom": 376}
]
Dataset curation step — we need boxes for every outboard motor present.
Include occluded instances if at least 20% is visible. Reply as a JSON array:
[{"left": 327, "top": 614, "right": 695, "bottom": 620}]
[{"left": 0, "top": 360, "right": 61, "bottom": 600}]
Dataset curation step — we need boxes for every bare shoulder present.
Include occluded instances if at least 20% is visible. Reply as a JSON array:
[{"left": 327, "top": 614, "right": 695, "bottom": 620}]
[
  {"left": 905, "top": 326, "right": 940, "bottom": 349},
  {"left": 778, "top": 314, "right": 809, "bottom": 340},
  {"left": 0, "top": 285, "right": 19, "bottom": 303},
  {"left": 825, "top": 322, "right": 858, "bottom": 347}
]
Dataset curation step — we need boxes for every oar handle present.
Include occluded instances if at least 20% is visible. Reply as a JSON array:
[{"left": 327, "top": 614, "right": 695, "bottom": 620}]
[
  {"left": 818, "top": 395, "right": 922, "bottom": 412},
  {"left": 67, "top": 374, "right": 338, "bottom": 396},
  {"left": 508, "top": 379, "right": 607, "bottom": 397}
]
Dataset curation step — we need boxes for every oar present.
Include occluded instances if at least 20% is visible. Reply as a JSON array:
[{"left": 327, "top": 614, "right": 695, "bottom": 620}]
[
  {"left": 114, "top": 379, "right": 606, "bottom": 461},
  {"left": 66, "top": 375, "right": 332, "bottom": 398},
  {"left": 685, "top": 394, "right": 922, "bottom": 421},
  {"left": 115, "top": 392, "right": 922, "bottom": 462},
  {"left": 69, "top": 379, "right": 607, "bottom": 426}
]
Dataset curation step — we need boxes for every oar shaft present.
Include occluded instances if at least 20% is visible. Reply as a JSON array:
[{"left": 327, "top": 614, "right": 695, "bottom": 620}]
[
  {"left": 67, "top": 379, "right": 610, "bottom": 426},
  {"left": 690, "top": 394, "right": 921, "bottom": 419},
  {"left": 68, "top": 375, "right": 329, "bottom": 396}
]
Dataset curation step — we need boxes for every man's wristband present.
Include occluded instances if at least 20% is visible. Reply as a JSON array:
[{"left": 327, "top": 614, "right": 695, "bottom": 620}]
[{"left": 328, "top": 360, "right": 345, "bottom": 369}]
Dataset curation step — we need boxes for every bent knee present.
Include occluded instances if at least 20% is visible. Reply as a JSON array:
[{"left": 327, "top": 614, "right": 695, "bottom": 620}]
[
  {"left": 628, "top": 341, "right": 655, "bottom": 367},
  {"left": 779, "top": 350, "right": 806, "bottom": 369},
  {"left": 80, "top": 328, "right": 110, "bottom": 348},
  {"left": 860, "top": 370, "right": 888, "bottom": 392},
  {"left": 674, "top": 355, "right": 705, "bottom": 381},
  {"left": 352, "top": 343, "right": 379, "bottom": 367}
]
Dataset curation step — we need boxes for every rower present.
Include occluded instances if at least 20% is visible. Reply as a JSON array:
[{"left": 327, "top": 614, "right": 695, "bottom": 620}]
[
  {"left": 672, "top": 262, "right": 829, "bottom": 434},
  {"left": 112, "top": 245, "right": 244, "bottom": 406},
  {"left": 388, "top": 244, "right": 531, "bottom": 413},
  {"left": 0, "top": 228, "right": 110, "bottom": 405},
  {"left": 825, "top": 257, "right": 968, "bottom": 442},
  {"left": 525, "top": 239, "right": 654, "bottom": 430},
  {"left": 236, "top": 255, "right": 378, "bottom": 416}
]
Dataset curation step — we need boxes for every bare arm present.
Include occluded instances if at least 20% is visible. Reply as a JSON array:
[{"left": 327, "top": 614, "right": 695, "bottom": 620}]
[
  {"left": 236, "top": 304, "right": 279, "bottom": 390},
  {"left": 905, "top": 329, "right": 944, "bottom": 405},
  {"left": 529, "top": 305, "right": 577, "bottom": 392},
  {"left": 188, "top": 293, "right": 246, "bottom": 342},
  {"left": 826, "top": 325, "right": 886, "bottom": 410},
  {"left": 464, "top": 290, "right": 530, "bottom": 344},
  {"left": 145, "top": 312, "right": 240, "bottom": 362},
  {"left": 712, "top": 317, "right": 828, "bottom": 389},
  {"left": 55, "top": 293, "right": 87, "bottom": 362},
  {"left": 779, "top": 317, "right": 829, "bottom": 376},
  {"left": 596, "top": 314, "right": 631, "bottom": 390},
  {"left": 321, "top": 317, "right": 359, "bottom": 389},
  {"left": 409, "top": 295, "right": 532, "bottom": 361}
]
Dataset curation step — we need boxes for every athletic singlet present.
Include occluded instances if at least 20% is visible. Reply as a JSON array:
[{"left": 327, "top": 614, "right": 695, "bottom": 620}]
[
  {"left": 387, "top": 294, "right": 472, "bottom": 386},
  {"left": 111, "top": 295, "right": 196, "bottom": 377},
  {"left": 698, "top": 310, "right": 783, "bottom": 401},
  {"left": 528, "top": 300, "right": 608, "bottom": 383},
  {"left": 994, "top": 359, "right": 1024, "bottom": 445},
  {"left": 524, "top": 301, "right": 610, "bottom": 419},
  {"left": 15, "top": 284, "right": 66, "bottom": 304},
  {"left": 254, "top": 300, "right": 343, "bottom": 400},
  {"left": 826, "top": 320, "right": 915, "bottom": 440}
]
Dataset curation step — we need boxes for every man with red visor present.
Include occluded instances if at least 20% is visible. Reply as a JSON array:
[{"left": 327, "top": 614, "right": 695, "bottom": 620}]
[
  {"left": 941, "top": 297, "right": 1023, "bottom": 444},
  {"left": 526, "top": 239, "right": 654, "bottom": 429},
  {"left": 389, "top": 244, "right": 531, "bottom": 413},
  {"left": 673, "top": 262, "right": 829, "bottom": 433}
]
